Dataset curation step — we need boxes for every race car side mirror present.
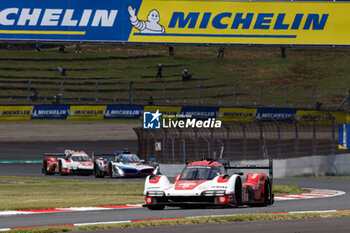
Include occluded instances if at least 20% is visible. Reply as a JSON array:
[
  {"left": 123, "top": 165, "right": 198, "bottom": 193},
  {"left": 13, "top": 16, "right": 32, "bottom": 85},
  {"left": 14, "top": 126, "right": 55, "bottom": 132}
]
[{"left": 140, "top": 159, "right": 145, "bottom": 164}]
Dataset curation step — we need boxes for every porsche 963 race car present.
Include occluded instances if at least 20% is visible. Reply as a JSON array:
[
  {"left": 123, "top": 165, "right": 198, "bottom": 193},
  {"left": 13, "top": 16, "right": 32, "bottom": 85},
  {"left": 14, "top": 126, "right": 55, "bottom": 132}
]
[
  {"left": 42, "top": 150, "right": 93, "bottom": 175},
  {"left": 143, "top": 158, "right": 274, "bottom": 210},
  {"left": 93, "top": 150, "right": 160, "bottom": 178}
]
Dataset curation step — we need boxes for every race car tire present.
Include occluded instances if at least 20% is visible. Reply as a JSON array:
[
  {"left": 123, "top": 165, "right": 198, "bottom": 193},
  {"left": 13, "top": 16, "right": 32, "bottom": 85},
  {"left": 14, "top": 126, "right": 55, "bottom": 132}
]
[
  {"left": 234, "top": 176, "right": 242, "bottom": 206},
  {"left": 58, "top": 161, "right": 67, "bottom": 176},
  {"left": 248, "top": 178, "right": 272, "bottom": 207},
  {"left": 94, "top": 163, "right": 104, "bottom": 178},
  {"left": 42, "top": 160, "right": 54, "bottom": 175},
  {"left": 109, "top": 162, "right": 114, "bottom": 178},
  {"left": 264, "top": 179, "right": 273, "bottom": 206},
  {"left": 147, "top": 205, "right": 165, "bottom": 210}
]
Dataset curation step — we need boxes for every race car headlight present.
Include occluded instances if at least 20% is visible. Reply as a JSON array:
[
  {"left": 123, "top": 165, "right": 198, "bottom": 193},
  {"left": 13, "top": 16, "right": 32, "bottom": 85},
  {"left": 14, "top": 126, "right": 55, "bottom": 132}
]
[
  {"left": 147, "top": 191, "right": 165, "bottom": 197},
  {"left": 201, "top": 190, "right": 226, "bottom": 196}
]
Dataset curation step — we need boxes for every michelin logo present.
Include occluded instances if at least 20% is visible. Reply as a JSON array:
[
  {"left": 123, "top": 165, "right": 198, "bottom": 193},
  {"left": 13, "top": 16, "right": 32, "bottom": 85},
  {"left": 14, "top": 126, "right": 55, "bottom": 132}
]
[
  {"left": 128, "top": 6, "right": 165, "bottom": 33},
  {"left": 0, "top": 8, "right": 117, "bottom": 27},
  {"left": 143, "top": 110, "right": 162, "bottom": 129}
]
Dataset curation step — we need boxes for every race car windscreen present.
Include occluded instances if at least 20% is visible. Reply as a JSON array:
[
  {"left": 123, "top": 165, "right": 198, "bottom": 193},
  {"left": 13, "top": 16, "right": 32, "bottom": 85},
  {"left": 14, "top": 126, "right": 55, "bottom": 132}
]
[
  {"left": 179, "top": 166, "right": 225, "bottom": 180},
  {"left": 121, "top": 156, "right": 140, "bottom": 163},
  {"left": 71, "top": 155, "right": 90, "bottom": 161}
]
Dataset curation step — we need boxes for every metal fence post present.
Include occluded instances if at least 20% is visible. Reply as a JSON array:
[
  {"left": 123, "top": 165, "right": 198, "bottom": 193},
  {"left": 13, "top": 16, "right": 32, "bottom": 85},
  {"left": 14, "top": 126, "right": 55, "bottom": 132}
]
[
  {"left": 167, "top": 133, "right": 175, "bottom": 163},
  {"left": 129, "top": 81, "right": 133, "bottom": 104},
  {"left": 163, "top": 81, "right": 167, "bottom": 104},
  {"left": 284, "top": 85, "right": 288, "bottom": 107},
  {"left": 238, "top": 121, "right": 247, "bottom": 160},
  {"left": 153, "top": 131, "right": 158, "bottom": 159},
  {"left": 192, "top": 128, "right": 199, "bottom": 161},
  {"left": 272, "top": 118, "right": 282, "bottom": 159},
  {"left": 325, "top": 112, "right": 337, "bottom": 175},
  {"left": 222, "top": 123, "right": 231, "bottom": 160},
  {"left": 94, "top": 80, "right": 99, "bottom": 102},
  {"left": 198, "top": 82, "right": 202, "bottom": 106},
  {"left": 202, "top": 137, "right": 211, "bottom": 159},
  {"left": 233, "top": 84, "right": 237, "bottom": 106},
  {"left": 210, "top": 128, "right": 215, "bottom": 158},
  {"left": 164, "top": 129, "right": 168, "bottom": 164},
  {"left": 177, "top": 128, "right": 184, "bottom": 163},
  {"left": 313, "top": 118, "right": 317, "bottom": 156},
  {"left": 259, "top": 85, "right": 263, "bottom": 106},
  {"left": 255, "top": 120, "right": 264, "bottom": 159},
  {"left": 292, "top": 117, "right": 299, "bottom": 157},
  {"left": 146, "top": 130, "right": 150, "bottom": 161},
  {"left": 27, "top": 80, "right": 32, "bottom": 105},
  {"left": 60, "top": 80, "right": 65, "bottom": 103},
  {"left": 312, "top": 87, "right": 315, "bottom": 108}
]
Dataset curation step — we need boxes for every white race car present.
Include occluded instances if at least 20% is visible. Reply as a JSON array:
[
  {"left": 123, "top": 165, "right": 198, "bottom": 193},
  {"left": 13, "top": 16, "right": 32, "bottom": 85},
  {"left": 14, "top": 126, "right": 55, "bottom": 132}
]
[
  {"left": 93, "top": 151, "right": 159, "bottom": 178},
  {"left": 143, "top": 159, "right": 274, "bottom": 210},
  {"left": 42, "top": 150, "right": 93, "bottom": 176}
]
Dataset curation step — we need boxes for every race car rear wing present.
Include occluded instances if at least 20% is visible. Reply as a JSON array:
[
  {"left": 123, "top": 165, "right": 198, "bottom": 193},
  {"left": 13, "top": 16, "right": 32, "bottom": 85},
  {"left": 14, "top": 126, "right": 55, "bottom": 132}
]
[
  {"left": 224, "top": 158, "right": 273, "bottom": 183},
  {"left": 91, "top": 153, "right": 115, "bottom": 161},
  {"left": 43, "top": 153, "right": 66, "bottom": 157}
]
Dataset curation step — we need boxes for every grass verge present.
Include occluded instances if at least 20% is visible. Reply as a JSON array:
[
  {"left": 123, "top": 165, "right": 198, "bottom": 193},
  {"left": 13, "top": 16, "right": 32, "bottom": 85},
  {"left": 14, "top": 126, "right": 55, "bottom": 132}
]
[
  {"left": 0, "top": 176, "right": 306, "bottom": 211},
  {"left": 5, "top": 211, "right": 350, "bottom": 233},
  {"left": 0, "top": 176, "right": 144, "bottom": 211}
]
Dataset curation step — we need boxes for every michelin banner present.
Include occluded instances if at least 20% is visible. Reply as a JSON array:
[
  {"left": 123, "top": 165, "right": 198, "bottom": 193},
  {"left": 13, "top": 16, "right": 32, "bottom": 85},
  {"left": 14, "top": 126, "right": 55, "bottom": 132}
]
[
  {"left": 338, "top": 124, "right": 350, "bottom": 150},
  {"left": 1, "top": 0, "right": 350, "bottom": 45},
  {"left": 0, "top": 105, "right": 347, "bottom": 123},
  {"left": 31, "top": 105, "right": 69, "bottom": 119},
  {"left": 0, "top": 106, "right": 33, "bottom": 120}
]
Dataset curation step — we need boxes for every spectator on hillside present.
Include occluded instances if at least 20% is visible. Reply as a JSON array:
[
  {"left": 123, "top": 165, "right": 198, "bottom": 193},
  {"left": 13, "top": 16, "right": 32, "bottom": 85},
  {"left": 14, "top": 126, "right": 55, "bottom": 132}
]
[
  {"left": 75, "top": 43, "right": 82, "bottom": 53},
  {"left": 148, "top": 96, "right": 154, "bottom": 105},
  {"left": 59, "top": 45, "right": 66, "bottom": 53},
  {"left": 156, "top": 64, "right": 162, "bottom": 78},
  {"left": 169, "top": 46, "right": 174, "bottom": 56},
  {"left": 316, "top": 101, "right": 322, "bottom": 110},
  {"left": 53, "top": 93, "right": 63, "bottom": 104},
  {"left": 30, "top": 91, "right": 38, "bottom": 101},
  {"left": 182, "top": 69, "right": 192, "bottom": 81},
  {"left": 58, "top": 64, "right": 66, "bottom": 76},
  {"left": 218, "top": 47, "right": 225, "bottom": 58},
  {"left": 35, "top": 41, "right": 42, "bottom": 52}
]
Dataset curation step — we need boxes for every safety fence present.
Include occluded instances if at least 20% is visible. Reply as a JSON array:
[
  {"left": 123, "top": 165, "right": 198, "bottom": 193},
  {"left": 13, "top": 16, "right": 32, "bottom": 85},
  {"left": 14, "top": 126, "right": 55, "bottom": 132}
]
[{"left": 134, "top": 117, "right": 340, "bottom": 163}]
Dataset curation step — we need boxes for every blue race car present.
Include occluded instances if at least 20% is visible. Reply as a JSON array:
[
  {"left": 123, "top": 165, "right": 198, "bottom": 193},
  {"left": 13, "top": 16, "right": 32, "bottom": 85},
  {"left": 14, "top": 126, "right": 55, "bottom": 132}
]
[{"left": 93, "top": 150, "right": 159, "bottom": 178}]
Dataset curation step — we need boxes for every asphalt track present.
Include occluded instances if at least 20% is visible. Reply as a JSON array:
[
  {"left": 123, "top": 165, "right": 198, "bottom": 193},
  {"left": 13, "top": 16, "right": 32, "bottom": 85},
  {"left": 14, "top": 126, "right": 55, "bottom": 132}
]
[
  {"left": 0, "top": 140, "right": 138, "bottom": 160},
  {"left": 0, "top": 175, "right": 349, "bottom": 229},
  {"left": 76, "top": 217, "right": 350, "bottom": 233},
  {"left": 0, "top": 142, "right": 349, "bottom": 231}
]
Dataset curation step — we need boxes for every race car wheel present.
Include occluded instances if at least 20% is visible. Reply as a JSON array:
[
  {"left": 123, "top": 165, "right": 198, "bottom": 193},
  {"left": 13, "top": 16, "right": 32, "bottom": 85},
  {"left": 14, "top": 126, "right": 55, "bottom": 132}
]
[
  {"left": 94, "top": 163, "right": 104, "bottom": 178},
  {"left": 58, "top": 161, "right": 67, "bottom": 176},
  {"left": 109, "top": 162, "right": 114, "bottom": 178},
  {"left": 42, "top": 160, "right": 54, "bottom": 175},
  {"left": 147, "top": 205, "right": 165, "bottom": 210},
  {"left": 234, "top": 176, "right": 242, "bottom": 206},
  {"left": 264, "top": 179, "right": 272, "bottom": 206}
]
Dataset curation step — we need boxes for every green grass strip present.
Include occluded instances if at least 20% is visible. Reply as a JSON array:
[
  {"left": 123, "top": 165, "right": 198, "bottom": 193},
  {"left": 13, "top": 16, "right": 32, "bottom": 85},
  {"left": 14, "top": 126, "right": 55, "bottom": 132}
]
[{"left": 0, "top": 176, "right": 306, "bottom": 211}]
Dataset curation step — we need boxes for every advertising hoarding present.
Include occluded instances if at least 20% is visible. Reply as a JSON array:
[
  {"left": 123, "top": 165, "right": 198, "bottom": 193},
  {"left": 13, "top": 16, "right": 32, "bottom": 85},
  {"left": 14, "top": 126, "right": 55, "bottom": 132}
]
[{"left": 1, "top": 1, "right": 350, "bottom": 45}]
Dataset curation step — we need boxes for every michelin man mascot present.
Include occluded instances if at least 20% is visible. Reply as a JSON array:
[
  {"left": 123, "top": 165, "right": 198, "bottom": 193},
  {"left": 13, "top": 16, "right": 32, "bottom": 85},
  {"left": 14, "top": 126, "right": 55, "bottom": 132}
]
[{"left": 128, "top": 6, "right": 165, "bottom": 34}]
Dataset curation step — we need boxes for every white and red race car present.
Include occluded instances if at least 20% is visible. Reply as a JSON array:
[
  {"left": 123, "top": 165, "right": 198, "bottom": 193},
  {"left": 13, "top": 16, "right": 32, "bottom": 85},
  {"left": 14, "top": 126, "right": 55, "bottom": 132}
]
[
  {"left": 143, "top": 159, "right": 274, "bottom": 210},
  {"left": 42, "top": 150, "right": 93, "bottom": 175}
]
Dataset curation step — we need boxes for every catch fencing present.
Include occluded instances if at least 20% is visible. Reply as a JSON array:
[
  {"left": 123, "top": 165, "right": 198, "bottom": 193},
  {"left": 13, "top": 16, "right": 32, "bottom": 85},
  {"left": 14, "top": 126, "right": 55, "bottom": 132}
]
[{"left": 134, "top": 117, "right": 338, "bottom": 163}]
